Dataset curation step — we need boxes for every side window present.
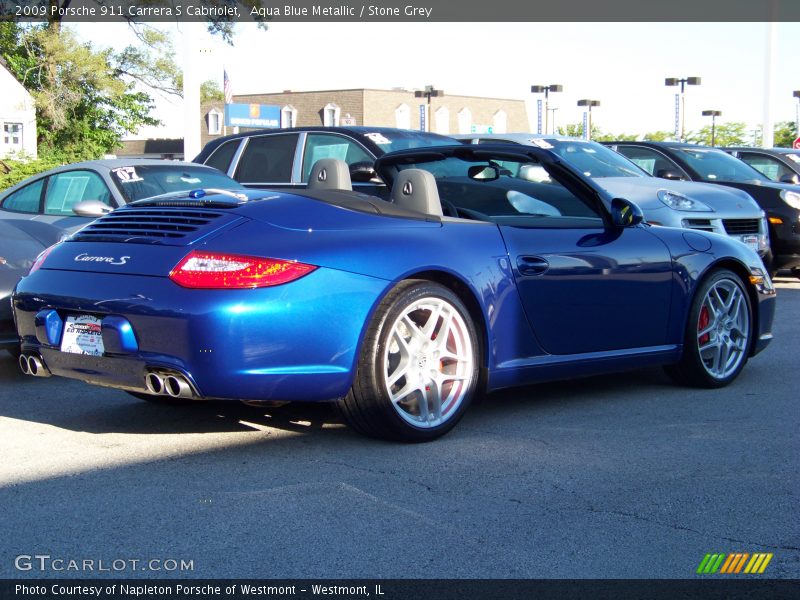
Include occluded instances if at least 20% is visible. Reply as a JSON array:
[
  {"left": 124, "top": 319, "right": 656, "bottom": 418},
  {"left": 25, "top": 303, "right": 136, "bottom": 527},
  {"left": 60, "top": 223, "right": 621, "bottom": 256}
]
[
  {"left": 234, "top": 134, "right": 298, "bottom": 184},
  {"left": 615, "top": 146, "right": 677, "bottom": 177},
  {"left": 203, "top": 139, "right": 240, "bottom": 174},
  {"left": 1, "top": 178, "right": 44, "bottom": 213},
  {"left": 301, "top": 134, "right": 372, "bottom": 182},
  {"left": 44, "top": 170, "right": 112, "bottom": 216},
  {"left": 739, "top": 153, "right": 791, "bottom": 182}
]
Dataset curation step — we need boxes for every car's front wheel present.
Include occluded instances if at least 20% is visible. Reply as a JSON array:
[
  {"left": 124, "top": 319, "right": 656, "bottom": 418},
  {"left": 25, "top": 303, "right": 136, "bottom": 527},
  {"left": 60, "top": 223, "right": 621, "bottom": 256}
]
[
  {"left": 666, "top": 268, "right": 752, "bottom": 388},
  {"left": 339, "top": 280, "right": 480, "bottom": 442}
]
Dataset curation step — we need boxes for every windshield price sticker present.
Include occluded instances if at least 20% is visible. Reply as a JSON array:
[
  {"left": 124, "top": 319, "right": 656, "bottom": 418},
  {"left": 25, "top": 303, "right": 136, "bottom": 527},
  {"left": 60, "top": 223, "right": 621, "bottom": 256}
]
[{"left": 113, "top": 166, "right": 144, "bottom": 183}]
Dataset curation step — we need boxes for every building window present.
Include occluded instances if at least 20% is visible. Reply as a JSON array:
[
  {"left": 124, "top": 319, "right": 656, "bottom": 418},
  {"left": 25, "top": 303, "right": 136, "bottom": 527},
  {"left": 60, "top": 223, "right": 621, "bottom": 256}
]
[
  {"left": 457, "top": 108, "right": 472, "bottom": 134},
  {"left": 434, "top": 106, "right": 449, "bottom": 135},
  {"left": 323, "top": 103, "right": 340, "bottom": 127},
  {"left": 207, "top": 109, "right": 222, "bottom": 135},
  {"left": 281, "top": 105, "right": 298, "bottom": 128},
  {"left": 493, "top": 110, "right": 507, "bottom": 134},
  {"left": 395, "top": 104, "right": 411, "bottom": 130},
  {"left": 3, "top": 123, "right": 22, "bottom": 148}
]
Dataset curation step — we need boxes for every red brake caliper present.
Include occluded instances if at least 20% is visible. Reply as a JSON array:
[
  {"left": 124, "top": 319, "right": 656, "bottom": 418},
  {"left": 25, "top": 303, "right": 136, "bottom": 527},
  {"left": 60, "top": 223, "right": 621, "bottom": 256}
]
[{"left": 698, "top": 305, "right": 710, "bottom": 345}]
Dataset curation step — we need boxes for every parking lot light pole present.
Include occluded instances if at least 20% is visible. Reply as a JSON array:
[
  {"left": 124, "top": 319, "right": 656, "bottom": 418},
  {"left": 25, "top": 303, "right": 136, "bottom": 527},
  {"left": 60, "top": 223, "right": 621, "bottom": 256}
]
[
  {"left": 414, "top": 85, "right": 443, "bottom": 133},
  {"left": 702, "top": 110, "right": 722, "bottom": 146},
  {"left": 548, "top": 107, "right": 559, "bottom": 135},
  {"left": 577, "top": 99, "right": 600, "bottom": 140},
  {"left": 666, "top": 77, "right": 701, "bottom": 142},
  {"left": 794, "top": 91, "right": 800, "bottom": 137},
  {"left": 531, "top": 85, "right": 563, "bottom": 134}
]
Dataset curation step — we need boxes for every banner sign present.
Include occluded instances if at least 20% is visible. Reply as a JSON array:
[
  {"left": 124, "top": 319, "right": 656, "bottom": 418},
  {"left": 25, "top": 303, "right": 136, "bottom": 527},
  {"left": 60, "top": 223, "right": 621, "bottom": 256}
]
[{"left": 224, "top": 103, "right": 280, "bottom": 128}]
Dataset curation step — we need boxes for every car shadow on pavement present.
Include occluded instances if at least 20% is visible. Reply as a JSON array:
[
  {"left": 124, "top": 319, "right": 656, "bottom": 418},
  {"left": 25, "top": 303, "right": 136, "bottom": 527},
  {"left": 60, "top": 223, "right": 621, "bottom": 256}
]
[{"left": 0, "top": 344, "right": 676, "bottom": 439}]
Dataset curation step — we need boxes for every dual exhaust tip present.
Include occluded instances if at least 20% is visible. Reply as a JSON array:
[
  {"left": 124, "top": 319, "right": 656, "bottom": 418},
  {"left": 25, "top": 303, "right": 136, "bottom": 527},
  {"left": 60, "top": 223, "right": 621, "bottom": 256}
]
[
  {"left": 19, "top": 354, "right": 51, "bottom": 378},
  {"left": 145, "top": 371, "right": 194, "bottom": 399}
]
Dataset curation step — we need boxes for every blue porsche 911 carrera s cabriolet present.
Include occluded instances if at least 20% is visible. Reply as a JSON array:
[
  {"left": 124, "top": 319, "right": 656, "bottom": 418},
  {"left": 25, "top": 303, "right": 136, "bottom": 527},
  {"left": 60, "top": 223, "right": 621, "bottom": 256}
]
[{"left": 12, "top": 144, "right": 776, "bottom": 441}]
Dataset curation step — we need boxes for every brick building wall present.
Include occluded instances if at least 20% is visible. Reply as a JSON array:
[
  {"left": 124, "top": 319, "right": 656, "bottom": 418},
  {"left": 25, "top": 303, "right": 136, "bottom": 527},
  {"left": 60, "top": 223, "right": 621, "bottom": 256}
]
[{"left": 200, "top": 88, "right": 529, "bottom": 147}]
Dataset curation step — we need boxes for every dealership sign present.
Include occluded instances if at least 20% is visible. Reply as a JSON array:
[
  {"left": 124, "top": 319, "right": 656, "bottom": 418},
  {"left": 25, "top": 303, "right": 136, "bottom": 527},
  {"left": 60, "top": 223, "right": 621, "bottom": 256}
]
[{"left": 225, "top": 104, "right": 280, "bottom": 128}]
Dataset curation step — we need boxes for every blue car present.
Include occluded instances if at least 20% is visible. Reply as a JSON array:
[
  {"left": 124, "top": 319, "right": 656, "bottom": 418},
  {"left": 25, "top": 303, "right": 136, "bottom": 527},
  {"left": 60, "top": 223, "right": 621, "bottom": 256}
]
[{"left": 12, "top": 145, "right": 776, "bottom": 441}]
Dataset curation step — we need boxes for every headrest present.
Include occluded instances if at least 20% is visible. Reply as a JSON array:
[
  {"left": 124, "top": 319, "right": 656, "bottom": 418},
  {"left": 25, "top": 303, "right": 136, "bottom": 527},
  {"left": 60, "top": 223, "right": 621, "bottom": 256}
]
[
  {"left": 390, "top": 169, "right": 443, "bottom": 217},
  {"left": 307, "top": 159, "right": 352, "bottom": 191}
]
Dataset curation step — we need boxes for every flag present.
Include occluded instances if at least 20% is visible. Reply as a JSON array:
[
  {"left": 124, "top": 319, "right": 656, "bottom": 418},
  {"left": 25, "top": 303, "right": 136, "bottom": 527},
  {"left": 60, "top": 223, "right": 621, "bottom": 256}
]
[{"left": 223, "top": 69, "right": 233, "bottom": 104}]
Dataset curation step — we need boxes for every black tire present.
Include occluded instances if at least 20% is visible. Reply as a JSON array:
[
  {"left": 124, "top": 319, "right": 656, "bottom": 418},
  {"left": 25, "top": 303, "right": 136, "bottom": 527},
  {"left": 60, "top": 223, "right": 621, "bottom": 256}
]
[
  {"left": 338, "top": 280, "right": 480, "bottom": 442},
  {"left": 665, "top": 269, "right": 752, "bottom": 388}
]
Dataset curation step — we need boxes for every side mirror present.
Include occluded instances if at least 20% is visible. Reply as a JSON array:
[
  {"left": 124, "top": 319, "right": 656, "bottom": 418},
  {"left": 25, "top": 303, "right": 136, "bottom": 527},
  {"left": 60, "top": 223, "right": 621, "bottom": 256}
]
[
  {"left": 72, "top": 200, "right": 112, "bottom": 218},
  {"left": 349, "top": 161, "right": 382, "bottom": 183},
  {"left": 468, "top": 165, "right": 500, "bottom": 181},
  {"left": 611, "top": 198, "right": 644, "bottom": 228},
  {"left": 779, "top": 173, "right": 799, "bottom": 185},
  {"left": 655, "top": 169, "right": 685, "bottom": 181}
]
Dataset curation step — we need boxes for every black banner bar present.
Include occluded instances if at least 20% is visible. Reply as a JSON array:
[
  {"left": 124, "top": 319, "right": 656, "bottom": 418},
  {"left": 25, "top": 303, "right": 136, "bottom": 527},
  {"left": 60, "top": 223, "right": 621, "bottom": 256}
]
[
  {"left": 2, "top": 580, "right": 800, "bottom": 600},
  {"left": 2, "top": 0, "right": 800, "bottom": 23}
]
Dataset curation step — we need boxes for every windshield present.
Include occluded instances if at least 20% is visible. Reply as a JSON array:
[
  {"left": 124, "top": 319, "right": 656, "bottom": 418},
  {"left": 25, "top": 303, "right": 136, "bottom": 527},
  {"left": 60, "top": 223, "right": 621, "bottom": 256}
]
[
  {"left": 362, "top": 130, "right": 461, "bottom": 153},
  {"left": 548, "top": 140, "right": 647, "bottom": 178},
  {"left": 111, "top": 165, "right": 240, "bottom": 202},
  {"left": 675, "top": 148, "right": 769, "bottom": 183}
]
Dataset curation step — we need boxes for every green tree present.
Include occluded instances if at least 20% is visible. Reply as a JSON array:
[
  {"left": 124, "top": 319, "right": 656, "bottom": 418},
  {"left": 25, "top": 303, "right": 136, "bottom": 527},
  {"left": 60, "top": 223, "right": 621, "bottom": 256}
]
[
  {"left": 1, "top": 22, "right": 158, "bottom": 160},
  {"left": 593, "top": 131, "right": 638, "bottom": 142},
  {"left": 685, "top": 122, "right": 748, "bottom": 147},
  {"left": 774, "top": 121, "right": 797, "bottom": 148},
  {"left": 643, "top": 131, "right": 675, "bottom": 142},
  {"left": 201, "top": 80, "right": 224, "bottom": 103},
  {"left": 556, "top": 122, "right": 603, "bottom": 139}
]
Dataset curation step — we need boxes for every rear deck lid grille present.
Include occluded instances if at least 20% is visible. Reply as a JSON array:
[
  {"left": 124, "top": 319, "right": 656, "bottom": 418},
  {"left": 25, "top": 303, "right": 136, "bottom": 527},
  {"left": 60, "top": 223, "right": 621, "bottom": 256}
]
[{"left": 72, "top": 207, "right": 241, "bottom": 245}]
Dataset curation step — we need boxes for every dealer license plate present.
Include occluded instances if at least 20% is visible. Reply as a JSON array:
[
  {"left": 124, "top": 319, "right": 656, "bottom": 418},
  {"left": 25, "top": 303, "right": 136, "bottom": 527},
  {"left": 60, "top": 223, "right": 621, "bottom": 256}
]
[
  {"left": 742, "top": 235, "right": 759, "bottom": 252},
  {"left": 60, "top": 315, "right": 105, "bottom": 356}
]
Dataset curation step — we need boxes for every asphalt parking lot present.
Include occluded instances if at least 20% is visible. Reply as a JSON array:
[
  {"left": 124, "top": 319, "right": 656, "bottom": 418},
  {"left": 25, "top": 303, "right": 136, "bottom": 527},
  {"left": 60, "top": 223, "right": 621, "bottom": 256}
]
[{"left": 0, "top": 278, "right": 798, "bottom": 580}]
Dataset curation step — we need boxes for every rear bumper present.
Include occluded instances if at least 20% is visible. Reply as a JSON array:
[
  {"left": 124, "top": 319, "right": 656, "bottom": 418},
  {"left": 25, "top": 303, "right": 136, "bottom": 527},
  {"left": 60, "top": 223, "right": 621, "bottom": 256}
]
[{"left": 13, "top": 268, "right": 386, "bottom": 401}]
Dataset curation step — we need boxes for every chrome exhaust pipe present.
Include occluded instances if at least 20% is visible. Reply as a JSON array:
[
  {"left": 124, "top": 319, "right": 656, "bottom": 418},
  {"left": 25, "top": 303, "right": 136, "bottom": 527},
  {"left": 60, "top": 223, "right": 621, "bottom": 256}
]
[
  {"left": 19, "top": 354, "right": 51, "bottom": 377},
  {"left": 164, "top": 375, "right": 193, "bottom": 398},
  {"left": 145, "top": 372, "right": 165, "bottom": 395}
]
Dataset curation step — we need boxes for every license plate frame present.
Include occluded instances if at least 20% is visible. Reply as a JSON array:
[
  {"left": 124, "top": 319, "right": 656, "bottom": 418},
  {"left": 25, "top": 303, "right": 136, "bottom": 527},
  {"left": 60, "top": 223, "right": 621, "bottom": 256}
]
[
  {"left": 742, "top": 235, "right": 759, "bottom": 252},
  {"left": 60, "top": 314, "right": 105, "bottom": 356}
]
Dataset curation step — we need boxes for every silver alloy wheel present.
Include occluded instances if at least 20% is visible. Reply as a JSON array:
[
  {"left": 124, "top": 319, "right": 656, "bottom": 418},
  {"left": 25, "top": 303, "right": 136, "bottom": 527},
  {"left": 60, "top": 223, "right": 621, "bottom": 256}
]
[
  {"left": 383, "top": 297, "right": 475, "bottom": 428},
  {"left": 696, "top": 278, "right": 750, "bottom": 380}
]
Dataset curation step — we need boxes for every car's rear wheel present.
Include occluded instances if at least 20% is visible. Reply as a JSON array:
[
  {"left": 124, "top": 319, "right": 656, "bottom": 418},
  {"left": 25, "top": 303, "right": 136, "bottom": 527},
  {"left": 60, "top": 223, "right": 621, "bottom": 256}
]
[
  {"left": 338, "top": 280, "right": 479, "bottom": 442},
  {"left": 666, "top": 269, "right": 752, "bottom": 388}
]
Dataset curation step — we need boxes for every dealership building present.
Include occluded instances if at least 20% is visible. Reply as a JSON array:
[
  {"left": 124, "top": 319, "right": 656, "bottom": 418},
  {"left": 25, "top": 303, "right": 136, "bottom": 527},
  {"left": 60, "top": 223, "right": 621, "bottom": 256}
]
[{"left": 200, "top": 88, "right": 530, "bottom": 148}]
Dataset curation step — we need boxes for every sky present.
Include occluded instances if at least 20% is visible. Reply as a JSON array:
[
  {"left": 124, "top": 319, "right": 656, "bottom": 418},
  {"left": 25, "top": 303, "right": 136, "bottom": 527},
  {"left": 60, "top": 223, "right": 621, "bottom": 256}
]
[{"left": 73, "top": 21, "right": 800, "bottom": 141}]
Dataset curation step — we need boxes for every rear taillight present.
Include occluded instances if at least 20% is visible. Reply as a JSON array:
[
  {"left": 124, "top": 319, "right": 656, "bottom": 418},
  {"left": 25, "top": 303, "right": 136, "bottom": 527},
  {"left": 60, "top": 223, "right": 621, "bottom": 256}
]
[
  {"left": 28, "top": 243, "right": 59, "bottom": 275},
  {"left": 169, "top": 250, "right": 317, "bottom": 289}
]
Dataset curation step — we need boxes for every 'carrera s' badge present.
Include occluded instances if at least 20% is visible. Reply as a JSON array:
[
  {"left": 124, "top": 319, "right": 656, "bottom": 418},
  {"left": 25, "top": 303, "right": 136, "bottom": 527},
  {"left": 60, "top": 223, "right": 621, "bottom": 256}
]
[
  {"left": 74, "top": 253, "right": 130, "bottom": 266},
  {"left": 403, "top": 181, "right": 413, "bottom": 195},
  {"left": 317, "top": 168, "right": 327, "bottom": 182}
]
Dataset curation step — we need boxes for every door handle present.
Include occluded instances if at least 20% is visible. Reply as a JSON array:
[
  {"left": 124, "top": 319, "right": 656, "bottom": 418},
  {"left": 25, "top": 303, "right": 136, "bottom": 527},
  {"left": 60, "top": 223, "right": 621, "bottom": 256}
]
[{"left": 517, "top": 256, "right": 550, "bottom": 276}]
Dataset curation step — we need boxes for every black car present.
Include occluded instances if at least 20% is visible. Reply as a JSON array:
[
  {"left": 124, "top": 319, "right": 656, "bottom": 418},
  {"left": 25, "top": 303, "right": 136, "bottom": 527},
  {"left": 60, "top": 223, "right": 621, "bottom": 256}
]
[
  {"left": 193, "top": 126, "right": 461, "bottom": 197},
  {"left": 604, "top": 141, "right": 800, "bottom": 276},
  {"left": 722, "top": 147, "right": 800, "bottom": 185}
]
